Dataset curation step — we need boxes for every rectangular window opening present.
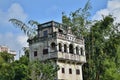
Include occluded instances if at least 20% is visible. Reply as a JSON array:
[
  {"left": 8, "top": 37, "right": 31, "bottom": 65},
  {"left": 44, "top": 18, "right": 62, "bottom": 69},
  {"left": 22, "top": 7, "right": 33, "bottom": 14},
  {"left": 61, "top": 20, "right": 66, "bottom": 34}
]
[
  {"left": 34, "top": 51, "right": 37, "bottom": 57},
  {"left": 43, "top": 49, "right": 48, "bottom": 55},
  {"left": 69, "top": 68, "right": 72, "bottom": 74},
  {"left": 76, "top": 69, "right": 80, "bottom": 75},
  {"left": 43, "top": 30, "right": 48, "bottom": 37},
  {"left": 62, "top": 68, "right": 65, "bottom": 73}
]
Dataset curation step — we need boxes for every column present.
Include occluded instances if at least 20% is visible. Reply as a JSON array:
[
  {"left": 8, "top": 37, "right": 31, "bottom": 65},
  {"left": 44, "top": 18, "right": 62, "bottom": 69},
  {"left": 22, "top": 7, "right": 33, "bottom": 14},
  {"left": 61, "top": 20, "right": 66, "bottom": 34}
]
[
  {"left": 74, "top": 46, "right": 76, "bottom": 54},
  {"left": 67, "top": 44, "right": 69, "bottom": 53},
  {"left": 56, "top": 43, "right": 59, "bottom": 52},
  {"left": 83, "top": 46, "right": 85, "bottom": 56},
  {"left": 61, "top": 43, "right": 64, "bottom": 52},
  {"left": 79, "top": 47, "right": 81, "bottom": 55},
  {"left": 48, "top": 43, "right": 51, "bottom": 58}
]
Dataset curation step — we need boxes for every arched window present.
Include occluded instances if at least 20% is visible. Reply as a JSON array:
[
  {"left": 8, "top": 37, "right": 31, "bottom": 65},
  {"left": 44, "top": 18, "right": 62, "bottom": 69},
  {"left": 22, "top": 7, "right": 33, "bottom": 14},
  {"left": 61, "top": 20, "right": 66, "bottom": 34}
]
[
  {"left": 76, "top": 46, "right": 79, "bottom": 55},
  {"left": 58, "top": 28, "right": 63, "bottom": 33},
  {"left": 64, "top": 44, "right": 67, "bottom": 53},
  {"left": 58, "top": 43, "right": 62, "bottom": 52},
  {"left": 69, "top": 44, "right": 73, "bottom": 54},
  {"left": 50, "top": 42, "right": 56, "bottom": 50},
  {"left": 80, "top": 47, "right": 83, "bottom": 55}
]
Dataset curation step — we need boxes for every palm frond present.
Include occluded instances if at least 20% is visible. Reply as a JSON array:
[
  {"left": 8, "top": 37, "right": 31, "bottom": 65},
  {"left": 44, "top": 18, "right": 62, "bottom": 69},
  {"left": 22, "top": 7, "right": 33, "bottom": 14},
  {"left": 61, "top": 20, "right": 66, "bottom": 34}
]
[
  {"left": 28, "top": 20, "right": 40, "bottom": 27},
  {"left": 9, "top": 18, "right": 37, "bottom": 39}
]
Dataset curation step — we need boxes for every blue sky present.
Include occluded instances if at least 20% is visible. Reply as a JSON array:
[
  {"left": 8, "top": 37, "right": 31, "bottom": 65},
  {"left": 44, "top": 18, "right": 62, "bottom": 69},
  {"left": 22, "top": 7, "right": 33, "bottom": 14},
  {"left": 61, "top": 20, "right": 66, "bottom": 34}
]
[{"left": 0, "top": 0, "right": 120, "bottom": 59}]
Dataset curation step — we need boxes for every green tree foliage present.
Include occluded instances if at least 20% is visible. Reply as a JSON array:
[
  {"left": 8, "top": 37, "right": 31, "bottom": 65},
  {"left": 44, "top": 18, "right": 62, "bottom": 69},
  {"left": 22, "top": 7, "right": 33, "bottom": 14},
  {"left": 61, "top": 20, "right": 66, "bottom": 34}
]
[
  {"left": 82, "top": 15, "right": 120, "bottom": 80},
  {"left": 0, "top": 50, "right": 59, "bottom": 80},
  {"left": 101, "top": 58, "right": 120, "bottom": 80},
  {"left": 0, "top": 51, "right": 30, "bottom": 80},
  {"left": 78, "top": 15, "right": 120, "bottom": 80},
  {"left": 62, "top": 0, "right": 91, "bottom": 37},
  {"left": 0, "top": 63, "right": 15, "bottom": 80},
  {"left": 12, "top": 55, "right": 30, "bottom": 80},
  {"left": 30, "top": 60, "right": 59, "bottom": 80},
  {"left": 0, "top": 52, "right": 15, "bottom": 80},
  {"left": 62, "top": 1, "right": 120, "bottom": 79},
  {"left": 0, "top": 51, "right": 14, "bottom": 63}
]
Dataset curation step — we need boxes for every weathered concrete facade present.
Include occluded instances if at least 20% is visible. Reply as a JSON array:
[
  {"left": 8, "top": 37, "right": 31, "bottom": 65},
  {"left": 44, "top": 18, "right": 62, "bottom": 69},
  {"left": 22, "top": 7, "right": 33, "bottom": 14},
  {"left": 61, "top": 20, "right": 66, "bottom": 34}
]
[{"left": 28, "top": 21, "right": 86, "bottom": 80}]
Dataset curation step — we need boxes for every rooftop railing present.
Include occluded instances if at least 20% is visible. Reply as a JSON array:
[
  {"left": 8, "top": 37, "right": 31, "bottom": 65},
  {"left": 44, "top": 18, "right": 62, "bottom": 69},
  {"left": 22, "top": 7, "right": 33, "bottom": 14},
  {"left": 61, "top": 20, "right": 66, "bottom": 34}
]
[{"left": 28, "top": 32, "right": 84, "bottom": 44}]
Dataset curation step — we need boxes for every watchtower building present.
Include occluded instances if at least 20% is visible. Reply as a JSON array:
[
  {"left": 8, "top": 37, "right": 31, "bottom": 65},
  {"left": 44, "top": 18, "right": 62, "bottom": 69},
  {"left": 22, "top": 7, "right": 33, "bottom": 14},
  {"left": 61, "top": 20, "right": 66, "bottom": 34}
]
[{"left": 28, "top": 21, "right": 86, "bottom": 80}]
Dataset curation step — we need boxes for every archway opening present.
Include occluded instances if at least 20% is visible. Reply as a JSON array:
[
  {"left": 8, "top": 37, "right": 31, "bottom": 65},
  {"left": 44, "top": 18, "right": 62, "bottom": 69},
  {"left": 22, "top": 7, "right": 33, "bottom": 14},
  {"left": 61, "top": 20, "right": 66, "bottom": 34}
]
[
  {"left": 69, "top": 44, "right": 73, "bottom": 54},
  {"left": 58, "top": 43, "right": 62, "bottom": 52},
  {"left": 50, "top": 42, "right": 56, "bottom": 50},
  {"left": 80, "top": 48, "right": 83, "bottom": 55},
  {"left": 76, "top": 47, "right": 79, "bottom": 55},
  {"left": 64, "top": 44, "right": 67, "bottom": 53}
]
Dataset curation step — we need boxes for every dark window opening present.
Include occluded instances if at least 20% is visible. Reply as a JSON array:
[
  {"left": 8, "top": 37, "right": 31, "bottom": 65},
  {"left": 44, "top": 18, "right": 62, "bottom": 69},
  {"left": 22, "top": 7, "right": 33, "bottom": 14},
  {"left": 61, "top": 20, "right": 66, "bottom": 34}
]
[
  {"left": 69, "top": 68, "right": 72, "bottom": 74},
  {"left": 51, "top": 42, "right": 56, "bottom": 50},
  {"left": 76, "top": 47, "right": 79, "bottom": 55},
  {"left": 64, "top": 44, "right": 67, "bottom": 53},
  {"left": 69, "top": 44, "right": 73, "bottom": 54},
  {"left": 62, "top": 68, "right": 65, "bottom": 73},
  {"left": 58, "top": 29, "right": 63, "bottom": 33},
  {"left": 80, "top": 48, "right": 83, "bottom": 55},
  {"left": 43, "top": 49, "right": 48, "bottom": 55},
  {"left": 59, "top": 43, "right": 62, "bottom": 52},
  {"left": 34, "top": 51, "right": 37, "bottom": 57},
  {"left": 43, "top": 30, "right": 48, "bottom": 37},
  {"left": 76, "top": 69, "right": 80, "bottom": 75}
]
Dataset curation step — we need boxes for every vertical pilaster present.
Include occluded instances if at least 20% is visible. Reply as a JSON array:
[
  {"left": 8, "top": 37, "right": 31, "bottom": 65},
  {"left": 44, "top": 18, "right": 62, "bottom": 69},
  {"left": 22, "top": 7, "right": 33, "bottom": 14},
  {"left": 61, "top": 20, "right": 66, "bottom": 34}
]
[
  {"left": 78, "top": 47, "right": 81, "bottom": 55},
  {"left": 74, "top": 46, "right": 76, "bottom": 54},
  {"left": 56, "top": 43, "right": 59, "bottom": 52},
  {"left": 61, "top": 43, "right": 64, "bottom": 52},
  {"left": 67, "top": 44, "right": 69, "bottom": 53},
  {"left": 48, "top": 43, "right": 51, "bottom": 58}
]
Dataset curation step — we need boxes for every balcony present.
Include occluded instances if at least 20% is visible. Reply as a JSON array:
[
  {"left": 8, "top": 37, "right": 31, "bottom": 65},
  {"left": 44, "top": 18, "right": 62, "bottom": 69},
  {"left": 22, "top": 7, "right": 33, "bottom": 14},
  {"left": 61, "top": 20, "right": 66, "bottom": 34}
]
[
  {"left": 56, "top": 33, "right": 84, "bottom": 44},
  {"left": 28, "top": 32, "right": 84, "bottom": 45},
  {"left": 42, "top": 52, "right": 86, "bottom": 63}
]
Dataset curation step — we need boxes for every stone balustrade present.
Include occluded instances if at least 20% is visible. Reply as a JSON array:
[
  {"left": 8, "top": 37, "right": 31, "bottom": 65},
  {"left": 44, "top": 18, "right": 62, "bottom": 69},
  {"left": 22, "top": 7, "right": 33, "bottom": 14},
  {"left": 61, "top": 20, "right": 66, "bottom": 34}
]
[{"left": 42, "top": 52, "right": 86, "bottom": 63}]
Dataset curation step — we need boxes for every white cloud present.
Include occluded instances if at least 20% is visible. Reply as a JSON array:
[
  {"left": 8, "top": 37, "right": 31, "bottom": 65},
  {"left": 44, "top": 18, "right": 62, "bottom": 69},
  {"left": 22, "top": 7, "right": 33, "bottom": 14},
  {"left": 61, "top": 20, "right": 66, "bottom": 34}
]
[
  {"left": 0, "top": 32, "right": 28, "bottom": 59},
  {"left": 0, "top": 3, "right": 27, "bottom": 26},
  {"left": 0, "top": 33, "right": 28, "bottom": 51},
  {"left": 0, "top": 3, "right": 28, "bottom": 59},
  {"left": 17, "top": 35, "right": 28, "bottom": 47},
  {"left": 108, "top": 0, "right": 120, "bottom": 10},
  {"left": 8, "top": 3, "right": 27, "bottom": 20},
  {"left": 92, "top": 0, "right": 120, "bottom": 23}
]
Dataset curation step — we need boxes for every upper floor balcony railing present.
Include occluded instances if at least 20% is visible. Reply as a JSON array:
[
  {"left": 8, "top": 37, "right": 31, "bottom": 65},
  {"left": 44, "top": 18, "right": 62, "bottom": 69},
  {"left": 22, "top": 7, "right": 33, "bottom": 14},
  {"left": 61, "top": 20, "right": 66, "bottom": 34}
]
[{"left": 42, "top": 51, "right": 86, "bottom": 63}]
